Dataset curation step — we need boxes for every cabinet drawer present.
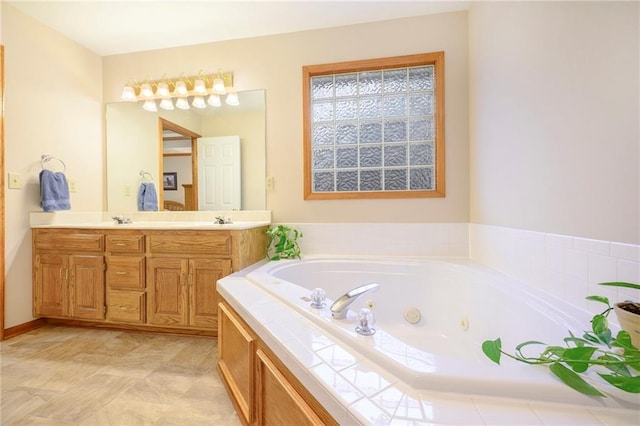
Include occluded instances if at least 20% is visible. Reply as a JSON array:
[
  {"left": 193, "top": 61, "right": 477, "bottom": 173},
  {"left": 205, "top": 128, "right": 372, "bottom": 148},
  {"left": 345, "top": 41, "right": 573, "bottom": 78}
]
[
  {"left": 106, "top": 235, "right": 145, "bottom": 253},
  {"left": 149, "top": 233, "right": 231, "bottom": 255},
  {"left": 107, "top": 290, "right": 145, "bottom": 323},
  {"left": 34, "top": 233, "right": 104, "bottom": 252},
  {"left": 106, "top": 256, "right": 145, "bottom": 289}
]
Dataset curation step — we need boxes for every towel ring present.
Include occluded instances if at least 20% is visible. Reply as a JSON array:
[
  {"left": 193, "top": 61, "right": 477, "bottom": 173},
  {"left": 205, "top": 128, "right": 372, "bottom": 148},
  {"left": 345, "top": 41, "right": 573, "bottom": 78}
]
[
  {"left": 41, "top": 154, "right": 66, "bottom": 172},
  {"left": 139, "top": 170, "right": 154, "bottom": 182}
]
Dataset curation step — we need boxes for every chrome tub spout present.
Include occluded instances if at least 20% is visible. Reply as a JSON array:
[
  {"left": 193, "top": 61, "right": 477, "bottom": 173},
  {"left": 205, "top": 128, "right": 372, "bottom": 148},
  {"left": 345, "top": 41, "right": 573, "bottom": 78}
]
[{"left": 330, "top": 282, "right": 379, "bottom": 319}]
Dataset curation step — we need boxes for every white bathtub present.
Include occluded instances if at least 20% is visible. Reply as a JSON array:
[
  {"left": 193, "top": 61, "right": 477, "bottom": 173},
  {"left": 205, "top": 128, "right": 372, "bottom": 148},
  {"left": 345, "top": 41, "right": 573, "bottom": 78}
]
[{"left": 245, "top": 256, "right": 638, "bottom": 409}]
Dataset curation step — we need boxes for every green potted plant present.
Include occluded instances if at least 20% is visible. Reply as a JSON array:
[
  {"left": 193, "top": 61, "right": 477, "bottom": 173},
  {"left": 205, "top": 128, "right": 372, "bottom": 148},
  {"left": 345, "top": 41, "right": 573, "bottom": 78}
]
[
  {"left": 482, "top": 282, "right": 640, "bottom": 398},
  {"left": 265, "top": 225, "right": 303, "bottom": 261},
  {"left": 599, "top": 282, "right": 640, "bottom": 348}
]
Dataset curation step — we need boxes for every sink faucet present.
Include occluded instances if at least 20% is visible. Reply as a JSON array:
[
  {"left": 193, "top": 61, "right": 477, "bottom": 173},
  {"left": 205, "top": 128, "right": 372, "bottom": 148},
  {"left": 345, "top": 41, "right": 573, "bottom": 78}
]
[
  {"left": 330, "top": 282, "right": 379, "bottom": 319},
  {"left": 214, "top": 216, "right": 232, "bottom": 224},
  {"left": 112, "top": 215, "right": 131, "bottom": 224}
]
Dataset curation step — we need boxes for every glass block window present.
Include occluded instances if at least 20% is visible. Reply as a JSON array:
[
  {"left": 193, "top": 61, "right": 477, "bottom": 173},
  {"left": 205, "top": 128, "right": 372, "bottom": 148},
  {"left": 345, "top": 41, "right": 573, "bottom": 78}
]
[{"left": 303, "top": 52, "right": 445, "bottom": 200}]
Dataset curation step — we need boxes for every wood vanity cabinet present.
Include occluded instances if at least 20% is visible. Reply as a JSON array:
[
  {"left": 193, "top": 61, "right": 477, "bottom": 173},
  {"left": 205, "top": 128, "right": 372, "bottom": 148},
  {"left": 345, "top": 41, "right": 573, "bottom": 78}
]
[
  {"left": 148, "top": 257, "right": 230, "bottom": 328},
  {"left": 147, "top": 232, "right": 233, "bottom": 329},
  {"left": 218, "top": 298, "right": 337, "bottom": 426},
  {"left": 105, "top": 233, "right": 146, "bottom": 324},
  {"left": 33, "top": 226, "right": 268, "bottom": 335},
  {"left": 33, "top": 230, "right": 105, "bottom": 320}
]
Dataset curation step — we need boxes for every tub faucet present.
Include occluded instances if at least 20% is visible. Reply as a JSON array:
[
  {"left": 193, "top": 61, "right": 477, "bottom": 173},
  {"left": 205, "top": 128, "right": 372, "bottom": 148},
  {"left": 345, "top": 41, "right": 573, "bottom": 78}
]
[{"left": 330, "top": 282, "right": 379, "bottom": 319}]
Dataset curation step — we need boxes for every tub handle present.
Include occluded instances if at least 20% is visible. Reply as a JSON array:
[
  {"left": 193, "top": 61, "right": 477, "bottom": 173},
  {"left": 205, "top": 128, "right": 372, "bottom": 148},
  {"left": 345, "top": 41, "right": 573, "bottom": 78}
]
[
  {"left": 310, "top": 288, "right": 326, "bottom": 309},
  {"left": 356, "top": 308, "right": 376, "bottom": 336}
]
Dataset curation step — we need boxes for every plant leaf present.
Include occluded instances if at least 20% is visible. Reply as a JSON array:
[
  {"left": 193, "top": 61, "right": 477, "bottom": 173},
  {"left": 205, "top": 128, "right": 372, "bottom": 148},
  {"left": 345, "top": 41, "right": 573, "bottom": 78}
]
[
  {"left": 597, "top": 354, "right": 631, "bottom": 377},
  {"left": 598, "top": 374, "right": 640, "bottom": 393},
  {"left": 582, "top": 333, "right": 601, "bottom": 344},
  {"left": 563, "top": 347, "right": 598, "bottom": 373},
  {"left": 549, "top": 362, "right": 606, "bottom": 397},
  {"left": 541, "top": 346, "right": 566, "bottom": 360},
  {"left": 591, "top": 314, "right": 608, "bottom": 335},
  {"left": 586, "top": 295, "right": 610, "bottom": 306},
  {"left": 612, "top": 330, "right": 636, "bottom": 350},
  {"left": 564, "top": 336, "right": 591, "bottom": 348},
  {"left": 599, "top": 282, "right": 640, "bottom": 291},
  {"left": 482, "top": 339, "right": 502, "bottom": 364}
]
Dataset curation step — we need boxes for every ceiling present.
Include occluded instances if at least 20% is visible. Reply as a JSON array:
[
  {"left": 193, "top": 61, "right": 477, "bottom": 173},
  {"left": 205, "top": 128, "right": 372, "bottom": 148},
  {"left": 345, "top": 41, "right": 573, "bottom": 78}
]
[{"left": 7, "top": 0, "right": 470, "bottom": 56}]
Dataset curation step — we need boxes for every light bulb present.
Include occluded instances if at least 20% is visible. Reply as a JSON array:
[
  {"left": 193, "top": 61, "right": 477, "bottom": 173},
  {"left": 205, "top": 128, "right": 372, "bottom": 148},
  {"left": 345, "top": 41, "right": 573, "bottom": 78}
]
[
  {"left": 213, "top": 77, "right": 226, "bottom": 94},
  {"left": 142, "top": 99, "right": 157, "bottom": 112},
  {"left": 157, "top": 82, "right": 170, "bottom": 97},
  {"left": 175, "top": 80, "right": 188, "bottom": 96},
  {"left": 225, "top": 91, "right": 239, "bottom": 106},
  {"left": 159, "top": 98, "right": 174, "bottom": 110},
  {"left": 121, "top": 85, "right": 136, "bottom": 101},
  {"left": 194, "top": 79, "right": 207, "bottom": 95},
  {"left": 192, "top": 96, "right": 206, "bottom": 109},
  {"left": 176, "top": 97, "right": 190, "bottom": 110},
  {"left": 207, "top": 94, "right": 221, "bottom": 107},
  {"left": 140, "top": 83, "right": 153, "bottom": 98}
]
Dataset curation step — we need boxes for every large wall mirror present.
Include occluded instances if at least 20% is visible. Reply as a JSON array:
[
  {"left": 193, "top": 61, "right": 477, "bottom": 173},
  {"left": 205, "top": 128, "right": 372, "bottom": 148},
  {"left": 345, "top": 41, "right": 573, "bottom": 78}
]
[{"left": 106, "top": 90, "right": 266, "bottom": 212}]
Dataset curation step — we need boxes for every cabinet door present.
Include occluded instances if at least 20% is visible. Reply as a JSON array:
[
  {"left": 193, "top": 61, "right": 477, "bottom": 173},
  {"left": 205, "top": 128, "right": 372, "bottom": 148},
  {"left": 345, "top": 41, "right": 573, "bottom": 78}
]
[
  {"left": 218, "top": 302, "right": 256, "bottom": 425},
  {"left": 189, "top": 258, "right": 231, "bottom": 328},
  {"left": 33, "top": 254, "right": 68, "bottom": 317},
  {"left": 148, "top": 258, "right": 188, "bottom": 326},
  {"left": 256, "top": 349, "right": 324, "bottom": 426},
  {"left": 69, "top": 255, "right": 105, "bottom": 320}
]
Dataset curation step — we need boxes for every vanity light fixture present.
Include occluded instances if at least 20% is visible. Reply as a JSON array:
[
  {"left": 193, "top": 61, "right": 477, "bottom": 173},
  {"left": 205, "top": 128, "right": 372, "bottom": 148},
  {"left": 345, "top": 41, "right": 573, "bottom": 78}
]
[
  {"left": 175, "top": 97, "right": 190, "bottom": 110},
  {"left": 192, "top": 96, "right": 206, "bottom": 109},
  {"left": 159, "top": 98, "right": 174, "bottom": 110},
  {"left": 121, "top": 70, "right": 236, "bottom": 111},
  {"left": 156, "top": 82, "right": 170, "bottom": 97},
  {"left": 142, "top": 99, "right": 157, "bottom": 112},
  {"left": 207, "top": 94, "right": 221, "bottom": 107},
  {"left": 225, "top": 91, "right": 240, "bottom": 106}
]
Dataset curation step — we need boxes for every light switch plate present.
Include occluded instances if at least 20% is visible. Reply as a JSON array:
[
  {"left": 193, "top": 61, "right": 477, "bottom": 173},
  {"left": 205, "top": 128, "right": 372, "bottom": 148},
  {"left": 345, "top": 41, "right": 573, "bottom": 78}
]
[
  {"left": 8, "top": 173, "right": 23, "bottom": 189},
  {"left": 69, "top": 180, "right": 78, "bottom": 193}
]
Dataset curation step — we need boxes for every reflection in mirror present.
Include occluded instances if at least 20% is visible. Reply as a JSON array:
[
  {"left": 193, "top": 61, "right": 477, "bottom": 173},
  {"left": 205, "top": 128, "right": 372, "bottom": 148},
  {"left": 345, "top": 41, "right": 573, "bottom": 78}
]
[{"left": 106, "top": 90, "right": 266, "bottom": 212}]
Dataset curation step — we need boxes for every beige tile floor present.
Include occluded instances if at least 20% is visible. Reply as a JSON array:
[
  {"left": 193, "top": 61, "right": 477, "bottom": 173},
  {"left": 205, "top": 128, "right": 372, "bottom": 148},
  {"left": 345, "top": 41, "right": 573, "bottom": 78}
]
[{"left": 0, "top": 326, "right": 242, "bottom": 425}]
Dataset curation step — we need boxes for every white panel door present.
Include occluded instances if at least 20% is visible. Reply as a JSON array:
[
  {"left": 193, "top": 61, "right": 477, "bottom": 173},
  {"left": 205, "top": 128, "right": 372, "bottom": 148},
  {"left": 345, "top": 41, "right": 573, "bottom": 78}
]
[{"left": 197, "top": 136, "right": 241, "bottom": 211}]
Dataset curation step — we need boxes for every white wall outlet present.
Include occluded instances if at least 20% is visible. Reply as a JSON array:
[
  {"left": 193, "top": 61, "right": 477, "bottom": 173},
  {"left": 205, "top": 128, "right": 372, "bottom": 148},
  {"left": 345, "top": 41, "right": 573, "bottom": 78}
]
[
  {"left": 68, "top": 180, "right": 78, "bottom": 193},
  {"left": 8, "top": 173, "right": 23, "bottom": 189},
  {"left": 124, "top": 184, "right": 131, "bottom": 196},
  {"left": 266, "top": 176, "right": 274, "bottom": 190}
]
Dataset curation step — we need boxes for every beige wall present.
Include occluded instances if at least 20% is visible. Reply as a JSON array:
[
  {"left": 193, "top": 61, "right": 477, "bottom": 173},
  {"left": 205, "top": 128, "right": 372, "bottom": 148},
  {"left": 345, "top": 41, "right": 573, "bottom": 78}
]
[
  {"left": 469, "top": 1, "right": 639, "bottom": 244},
  {"left": 103, "top": 11, "right": 470, "bottom": 224},
  {"left": 2, "top": 4, "right": 103, "bottom": 327}
]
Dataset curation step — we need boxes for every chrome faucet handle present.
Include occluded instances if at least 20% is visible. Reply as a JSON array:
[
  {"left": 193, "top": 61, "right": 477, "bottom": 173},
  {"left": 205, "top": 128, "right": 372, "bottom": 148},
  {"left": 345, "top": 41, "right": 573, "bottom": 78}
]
[
  {"left": 310, "top": 288, "right": 326, "bottom": 309},
  {"left": 356, "top": 308, "right": 376, "bottom": 336}
]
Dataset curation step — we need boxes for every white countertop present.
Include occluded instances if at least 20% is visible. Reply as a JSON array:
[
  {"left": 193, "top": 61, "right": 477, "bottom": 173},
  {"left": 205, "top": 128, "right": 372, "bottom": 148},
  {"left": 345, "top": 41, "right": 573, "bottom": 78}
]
[{"left": 29, "top": 210, "right": 271, "bottom": 230}]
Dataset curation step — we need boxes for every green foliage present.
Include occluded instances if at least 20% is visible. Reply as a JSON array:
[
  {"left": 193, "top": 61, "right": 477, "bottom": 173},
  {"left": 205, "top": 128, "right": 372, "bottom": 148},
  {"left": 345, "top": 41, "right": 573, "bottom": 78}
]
[
  {"left": 265, "top": 225, "right": 303, "bottom": 261},
  {"left": 481, "top": 282, "right": 640, "bottom": 398}
]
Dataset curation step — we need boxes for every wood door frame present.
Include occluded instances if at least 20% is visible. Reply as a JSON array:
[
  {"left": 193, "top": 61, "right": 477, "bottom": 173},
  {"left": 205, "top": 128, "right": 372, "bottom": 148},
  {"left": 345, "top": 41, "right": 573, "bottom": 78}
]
[
  {"left": 1, "top": 45, "right": 5, "bottom": 339},
  {"left": 158, "top": 118, "right": 201, "bottom": 210}
]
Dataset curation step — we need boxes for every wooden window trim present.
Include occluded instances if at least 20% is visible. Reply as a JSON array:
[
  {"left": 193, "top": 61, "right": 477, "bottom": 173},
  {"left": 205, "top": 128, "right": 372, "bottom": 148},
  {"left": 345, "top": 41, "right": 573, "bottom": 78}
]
[{"left": 303, "top": 52, "right": 445, "bottom": 200}]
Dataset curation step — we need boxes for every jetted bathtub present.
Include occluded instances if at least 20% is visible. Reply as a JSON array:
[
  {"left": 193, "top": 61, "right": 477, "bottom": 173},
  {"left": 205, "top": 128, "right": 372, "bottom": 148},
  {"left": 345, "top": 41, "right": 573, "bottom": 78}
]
[{"left": 246, "top": 256, "right": 638, "bottom": 409}]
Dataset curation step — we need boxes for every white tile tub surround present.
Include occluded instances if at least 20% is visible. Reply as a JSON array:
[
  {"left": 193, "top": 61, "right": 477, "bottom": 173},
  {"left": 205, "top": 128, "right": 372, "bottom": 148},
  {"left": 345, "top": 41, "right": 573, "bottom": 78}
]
[
  {"left": 289, "top": 223, "right": 469, "bottom": 258},
  {"left": 470, "top": 224, "right": 640, "bottom": 316},
  {"left": 218, "top": 277, "right": 639, "bottom": 425}
]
